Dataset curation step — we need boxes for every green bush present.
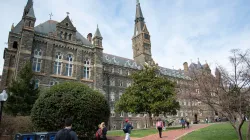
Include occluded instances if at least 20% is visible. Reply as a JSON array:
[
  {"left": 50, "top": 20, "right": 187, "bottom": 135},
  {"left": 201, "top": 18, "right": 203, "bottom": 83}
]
[{"left": 31, "top": 82, "right": 110, "bottom": 139}]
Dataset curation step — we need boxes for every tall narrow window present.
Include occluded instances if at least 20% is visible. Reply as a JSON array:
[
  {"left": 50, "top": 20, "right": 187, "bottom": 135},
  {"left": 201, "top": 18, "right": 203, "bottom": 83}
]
[
  {"left": 64, "top": 32, "right": 68, "bottom": 40},
  {"left": 28, "top": 21, "right": 32, "bottom": 27},
  {"left": 66, "top": 54, "right": 73, "bottom": 76},
  {"left": 119, "top": 68, "right": 122, "bottom": 74},
  {"left": 60, "top": 31, "right": 63, "bottom": 39},
  {"left": 54, "top": 52, "right": 62, "bottom": 75},
  {"left": 111, "top": 92, "right": 115, "bottom": 101},
  {"left": 13, "top": 41, "right": 18, "bottom": 49},
  {"left": 33, "top": 49, "right": 42, "bottom": 72},
  {"left": 83, "top": 58, "right": 91, "bottom": 79},
  {"left": 69, "top": 34, "right": 72, "bottom": 40},
  {"left": 34, "top": 79, "right": 40, "bottom": 89}
]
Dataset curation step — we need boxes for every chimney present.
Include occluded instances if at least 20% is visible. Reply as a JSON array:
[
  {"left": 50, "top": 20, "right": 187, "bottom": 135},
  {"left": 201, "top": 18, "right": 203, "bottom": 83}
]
[
  {"left": 87, "top": 33, "right": 92, "bottom": 43},
  {"left": 183, "top": 62, "right": 188, "bottom": 71}
]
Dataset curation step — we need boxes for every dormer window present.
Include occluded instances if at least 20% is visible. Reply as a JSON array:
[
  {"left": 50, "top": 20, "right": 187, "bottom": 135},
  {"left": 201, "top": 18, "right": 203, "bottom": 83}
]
[{"left": 66, "top": 23, "right": 69, "bottom": 26}]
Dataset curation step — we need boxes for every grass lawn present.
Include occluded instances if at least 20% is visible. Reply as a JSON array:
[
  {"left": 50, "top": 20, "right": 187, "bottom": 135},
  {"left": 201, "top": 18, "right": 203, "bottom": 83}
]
[
  {"left": 180, "top": 123, "right": 248, "bottom": 140},
  {"left": 107, "top": 127, "right": 181, "bottom": 138}
]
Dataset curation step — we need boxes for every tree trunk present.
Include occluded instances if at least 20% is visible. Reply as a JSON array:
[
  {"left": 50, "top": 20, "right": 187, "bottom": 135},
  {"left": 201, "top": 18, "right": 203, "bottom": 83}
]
[
  {"left": 247, "top": 120, "right": 250, "bottom": 140},
  {"left": 237, "top": 128, "right": 243, "bottom": 140},
  {"left": 148, "top": 113, "right": 153, "bottom": 128}
]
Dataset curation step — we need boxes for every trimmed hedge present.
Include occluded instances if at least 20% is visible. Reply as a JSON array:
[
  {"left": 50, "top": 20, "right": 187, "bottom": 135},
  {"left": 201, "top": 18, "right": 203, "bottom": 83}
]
[{"left": 31, "top": 82, "right": 110, "bottom": 139}]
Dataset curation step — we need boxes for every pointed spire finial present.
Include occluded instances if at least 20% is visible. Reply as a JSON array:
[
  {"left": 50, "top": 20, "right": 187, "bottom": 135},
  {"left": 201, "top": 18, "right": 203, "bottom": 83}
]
[
  {"left": 198, "top": 58, "right": 200, "bottom": 62},
  {"left": 137, "top": 0, "right": 140, "bottom": 4},
  {"left": 66, "top": 12, "right": 70, "bottom": 16},
  {"left": 11, "top": 23, "right": 14, "bottom": 31},
  {"left": 97, "top": 24, "right": 98, "bottom": 28}
]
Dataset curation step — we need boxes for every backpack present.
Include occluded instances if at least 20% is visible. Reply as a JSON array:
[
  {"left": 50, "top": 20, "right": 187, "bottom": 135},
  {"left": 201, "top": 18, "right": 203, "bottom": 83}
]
[
  {"left": 157, "top": 121, "right": 162, "bottom": 128},
  {"left": 59, "top": 129, "right": 72, "bottom": 140},
  {"left": 123, "top": 124, "right": 128, "bottom": 133},
  {"left": 96, "top": 128, "right": 103, "bottom": 139}
]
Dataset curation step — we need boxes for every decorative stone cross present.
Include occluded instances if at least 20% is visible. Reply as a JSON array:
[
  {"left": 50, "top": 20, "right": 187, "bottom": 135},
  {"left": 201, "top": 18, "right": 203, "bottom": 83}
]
[{"left": 49, "top": 12, "right": 53, "bottom": 20}]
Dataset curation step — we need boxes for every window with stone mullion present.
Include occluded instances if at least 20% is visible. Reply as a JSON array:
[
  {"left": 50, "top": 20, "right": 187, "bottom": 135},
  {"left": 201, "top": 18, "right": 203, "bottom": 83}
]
[
  {"left": 33, "top": 58, "right": 42, "bottom": 72},
  {"left": 83, "top": 59, "right": 91, "bottom": 79},
  {"left": 33, "top": 49, "right": 42, "bottom": 72},
  {"left": 65, "top": 54, "right": 73, "bottom": 77},
  {"left": 54, "top": 52, "right": 62, "bottom": 75}
]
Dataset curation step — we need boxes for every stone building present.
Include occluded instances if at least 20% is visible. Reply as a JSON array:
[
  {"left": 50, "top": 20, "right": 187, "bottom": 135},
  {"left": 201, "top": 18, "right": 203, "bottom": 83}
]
[{"left": 1, "top": 0, "right": 217, "bottom": 130}]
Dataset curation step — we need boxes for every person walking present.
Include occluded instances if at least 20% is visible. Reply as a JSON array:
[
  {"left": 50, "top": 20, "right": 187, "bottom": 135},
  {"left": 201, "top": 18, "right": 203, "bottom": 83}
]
[
  {"left": 96, "top": 124, "right": 102, "bottom": 140},
  {"left": 100, "top": 122, "right": 107, "bottom": 140},
  {"left": 55, "top": 118, "right": 78, "bottom": 140},
  {"left": 180, "top": 118, "right": 186, "bottom": 129},
  {"left": 123, "top": 119, "right": 133, "bottom": 140},
  {"left": 156, "top": 118, "right": 164, "bottom": 138}
]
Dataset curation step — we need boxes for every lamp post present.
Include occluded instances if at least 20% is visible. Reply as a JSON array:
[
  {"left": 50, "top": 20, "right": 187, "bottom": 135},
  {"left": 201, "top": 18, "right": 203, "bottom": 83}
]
[{"left": 0, "top": 90, "right": 8, "bottom": 124}]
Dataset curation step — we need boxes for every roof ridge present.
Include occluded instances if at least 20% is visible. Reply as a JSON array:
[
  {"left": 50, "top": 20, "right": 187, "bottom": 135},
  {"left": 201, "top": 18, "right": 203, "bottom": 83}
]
[{"left": 103, "top": 53, "right": 135, "bottom": 61}]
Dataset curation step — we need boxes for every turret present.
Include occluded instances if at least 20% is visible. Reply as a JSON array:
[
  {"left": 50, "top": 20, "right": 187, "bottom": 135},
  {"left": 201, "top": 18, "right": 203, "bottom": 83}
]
[{"left": 93, "top": 25, "right": 103, "bottom": 48}]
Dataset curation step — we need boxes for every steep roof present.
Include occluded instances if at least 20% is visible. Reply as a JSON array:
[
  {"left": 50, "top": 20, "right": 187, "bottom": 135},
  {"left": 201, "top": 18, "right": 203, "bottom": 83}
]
[
  {"left": 103, "top": 53, "right": 142, "bottom": 70},
  {"left": 103, "top": 53, "right": 189, "bottom": 79},
  {"left": 12, "top": 20, "right": 24, "bottom": 34},
  {"left": 34, "top": 20, "right": 92, "bottom": 46}
]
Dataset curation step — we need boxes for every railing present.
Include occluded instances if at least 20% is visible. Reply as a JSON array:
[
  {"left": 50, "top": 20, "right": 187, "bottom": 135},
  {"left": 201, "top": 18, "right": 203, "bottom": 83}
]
[{"left": 14, "top": 132, "right": 57, "bottom": 140}]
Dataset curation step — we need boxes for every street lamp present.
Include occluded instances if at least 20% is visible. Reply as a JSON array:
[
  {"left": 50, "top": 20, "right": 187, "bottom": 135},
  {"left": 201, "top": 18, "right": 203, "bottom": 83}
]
[{"left": 0, "top": 90, "right": 8, "bottom": 123}]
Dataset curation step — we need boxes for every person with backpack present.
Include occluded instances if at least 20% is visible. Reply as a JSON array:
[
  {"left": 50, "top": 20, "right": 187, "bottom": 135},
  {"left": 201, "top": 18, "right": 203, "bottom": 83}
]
[
  {"left": 96, "top": 124, "right": 102, "bottom": 140},
  {"left": 123, "top": 119, "right": 133, "bottom": 140},
  {"left": 180, "top": 118, "right": 186, "bottom": 129},
  {"left": 156, "top": 118, "right": 164, "bottom": 138},
  {"left": 100, "top": 122, "right": 107, "bottom": 140},
  {"left": 55, "top": 118, "right": 78, "bottom": 140}
]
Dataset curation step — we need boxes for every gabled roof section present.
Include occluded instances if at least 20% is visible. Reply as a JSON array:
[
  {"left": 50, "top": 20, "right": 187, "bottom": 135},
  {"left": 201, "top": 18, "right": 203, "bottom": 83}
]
[
  {"left": 103, "top": 53, "right": 142, "bottom": 70},
  {"left": 34, "top": 20, "right": 92, "bottom": 46},
  {"left": 57, "top": 16, "right": 76, "bottom": 31},
  {"left": 12, "top": 20, "right": 24, "bottom": 34}
]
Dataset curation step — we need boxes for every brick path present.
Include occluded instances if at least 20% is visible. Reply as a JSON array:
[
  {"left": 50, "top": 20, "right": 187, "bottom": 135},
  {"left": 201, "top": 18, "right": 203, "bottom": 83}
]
[{"left": 107, "top": 124, "right": 209, "bottom": 140}]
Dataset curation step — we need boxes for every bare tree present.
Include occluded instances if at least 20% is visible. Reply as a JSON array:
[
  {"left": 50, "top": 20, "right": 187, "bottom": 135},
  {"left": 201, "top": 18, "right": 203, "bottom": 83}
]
[{"left": 189, "top": 49, "right": 250, "bottom": 140}]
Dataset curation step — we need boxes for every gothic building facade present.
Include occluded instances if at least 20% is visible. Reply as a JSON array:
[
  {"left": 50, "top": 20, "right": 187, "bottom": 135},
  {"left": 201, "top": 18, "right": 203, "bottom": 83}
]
[{"left": 1, "top": 0, "right": 217, "bottom": 130}]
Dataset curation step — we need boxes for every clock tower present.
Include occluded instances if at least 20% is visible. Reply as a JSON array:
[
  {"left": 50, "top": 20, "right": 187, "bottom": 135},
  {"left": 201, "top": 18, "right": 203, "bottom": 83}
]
[{"left": 132, "top": 0, "right": 155, "bottom": 65}]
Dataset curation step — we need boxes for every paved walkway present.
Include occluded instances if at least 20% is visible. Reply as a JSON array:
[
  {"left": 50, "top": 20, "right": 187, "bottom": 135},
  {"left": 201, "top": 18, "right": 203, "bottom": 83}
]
[{"left": 107, "top": 124, "right": 209, "bottom": 140}]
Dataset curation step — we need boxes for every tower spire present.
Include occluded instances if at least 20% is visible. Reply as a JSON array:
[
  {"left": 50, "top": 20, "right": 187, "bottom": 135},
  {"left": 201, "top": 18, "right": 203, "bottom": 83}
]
[{"left": 23, "top": 0, "right": 35, "bottom": 19}]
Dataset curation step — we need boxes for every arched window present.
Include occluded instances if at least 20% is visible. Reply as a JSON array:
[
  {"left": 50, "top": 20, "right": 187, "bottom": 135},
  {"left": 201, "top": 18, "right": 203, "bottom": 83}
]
[
  {"left": 32, "top": 49, "right": 42, "bottom": 72},
  {"left": 66, "top": 54, "right": 73, "bottom": 76},
  {"left": 54, "top": 52, "right": 62, "bottom": 75},
  {"left": 83, "top": 58, "right": 91, "bottom": 79},
  {"left": 13, "top": 41, "right": 18, "bottom": 49},
  {"left": 64, "top": 32, "right": 68, "bottom": 40}
]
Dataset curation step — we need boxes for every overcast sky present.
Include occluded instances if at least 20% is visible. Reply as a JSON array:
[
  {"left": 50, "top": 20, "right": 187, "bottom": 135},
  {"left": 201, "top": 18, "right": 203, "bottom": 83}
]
[{"left": 0, "top": 0, "right": 250, "bottom": 74}]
